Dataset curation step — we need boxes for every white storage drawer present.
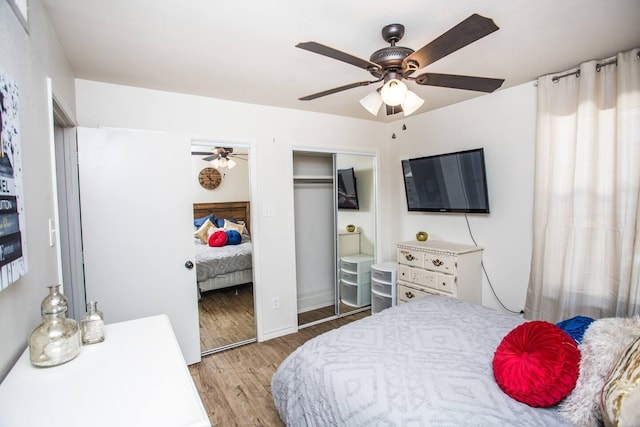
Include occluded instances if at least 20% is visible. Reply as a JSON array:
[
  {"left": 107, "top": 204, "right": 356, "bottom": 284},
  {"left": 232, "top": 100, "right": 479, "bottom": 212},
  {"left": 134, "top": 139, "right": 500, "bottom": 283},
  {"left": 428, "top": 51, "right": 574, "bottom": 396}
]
[
  {"left": 371, "top": 291, "right": 392, "bottom": 313},
  {"left": 370, "top": 262, "right": 397, "bottom": 283},
  {"left": 341, "top": 270, "right": 371, "bottom": 285},
  {"left": 340, "top": 254, "right": 374, "bottom": 274},
  {"left": 371, "top": 277, "right": 393, "bottom": 297},
  {"left": 340, "top": 280, "right": 371, "bottom": 308}
]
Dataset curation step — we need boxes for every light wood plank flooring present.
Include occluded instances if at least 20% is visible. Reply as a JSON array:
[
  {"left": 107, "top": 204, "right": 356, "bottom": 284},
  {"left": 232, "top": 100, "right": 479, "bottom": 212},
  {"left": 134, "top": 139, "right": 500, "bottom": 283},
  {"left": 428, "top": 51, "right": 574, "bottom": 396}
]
[
  {"left": 190, "top": 310, "right": 369, "bottom": 426},
  {"left": 199, "top": 283, "right": 255, "bottom": 352}
]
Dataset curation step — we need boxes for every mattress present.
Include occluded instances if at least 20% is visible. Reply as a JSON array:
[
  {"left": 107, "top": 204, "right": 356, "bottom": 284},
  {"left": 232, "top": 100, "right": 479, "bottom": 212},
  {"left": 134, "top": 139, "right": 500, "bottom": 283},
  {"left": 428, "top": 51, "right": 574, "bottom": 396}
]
[
  {"left": 198, "top": 268, "right": 253, "bottom": 293},
  {"left": 271, "top": 295, "right": 575, "bottom": 426}
]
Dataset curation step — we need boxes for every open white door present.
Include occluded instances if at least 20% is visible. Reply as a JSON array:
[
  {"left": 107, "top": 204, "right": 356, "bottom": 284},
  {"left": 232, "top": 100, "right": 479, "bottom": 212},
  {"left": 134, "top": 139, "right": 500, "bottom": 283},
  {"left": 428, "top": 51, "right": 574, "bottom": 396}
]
[{"left": 77, "top": 127, "right": 200, "bottom": 364}]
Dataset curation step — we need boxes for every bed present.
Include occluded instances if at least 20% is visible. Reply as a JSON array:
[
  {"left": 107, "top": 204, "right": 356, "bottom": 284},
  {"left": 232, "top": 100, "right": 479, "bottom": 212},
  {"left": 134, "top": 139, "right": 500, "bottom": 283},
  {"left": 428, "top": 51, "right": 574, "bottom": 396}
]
[
  {"left": 271, "top": 295, "right": 580, "bottom": 426},
  {"left": 193, "top": 201, "right": 253, "bottom": 294}
]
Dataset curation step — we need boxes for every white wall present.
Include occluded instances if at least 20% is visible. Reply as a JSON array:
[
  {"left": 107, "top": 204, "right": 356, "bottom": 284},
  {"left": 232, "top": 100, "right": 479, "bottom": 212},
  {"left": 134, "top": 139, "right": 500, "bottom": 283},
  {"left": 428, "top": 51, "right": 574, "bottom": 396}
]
[
  {"left": 389, "top": 83, "right": 537, "bottom": 314},
  {"left": 75, "top": 80, "right": 388, "bottom": 341},
  {"left": 0, "top": 0, "right": 77, "bottom": 380},
  {"left": 191, "top": 153, "right": 250, "bottom": 203}
]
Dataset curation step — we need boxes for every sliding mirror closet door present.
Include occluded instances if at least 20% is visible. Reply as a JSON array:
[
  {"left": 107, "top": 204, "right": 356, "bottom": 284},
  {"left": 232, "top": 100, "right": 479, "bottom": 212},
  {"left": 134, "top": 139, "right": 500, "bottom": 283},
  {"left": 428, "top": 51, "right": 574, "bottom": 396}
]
[
  {"left": 190, "top": 142, "right": 256, "bottom": 355},
  {"left": 293, "top": 151, "right": 376, "bottom": 327},
  {"left": 336, "top": 154, "right": 376, "bottom": 316}
]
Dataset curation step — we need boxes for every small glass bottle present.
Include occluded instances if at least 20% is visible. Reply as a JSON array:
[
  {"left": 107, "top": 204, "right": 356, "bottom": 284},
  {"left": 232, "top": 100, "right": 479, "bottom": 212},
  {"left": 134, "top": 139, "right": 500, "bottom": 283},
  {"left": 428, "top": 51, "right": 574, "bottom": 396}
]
[
  {"left": 29, "top": 285, "right": 81, "bottom": 367},
  {"left": 80, "top": 301, "right": 104, "bottom": 345}
]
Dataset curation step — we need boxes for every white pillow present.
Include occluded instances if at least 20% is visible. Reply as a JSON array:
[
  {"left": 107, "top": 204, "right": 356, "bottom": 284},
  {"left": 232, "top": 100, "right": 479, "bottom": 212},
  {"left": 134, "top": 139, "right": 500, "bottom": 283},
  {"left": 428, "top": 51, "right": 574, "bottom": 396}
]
[
  {"left": 559, "top": 317, "right": 640, "bottom": 427},
  {"left": 194, "top": 219, "right": 217, "bottom": 243},
  {"left": 602, "top": 335, "right": 640, "bottom": 427}
]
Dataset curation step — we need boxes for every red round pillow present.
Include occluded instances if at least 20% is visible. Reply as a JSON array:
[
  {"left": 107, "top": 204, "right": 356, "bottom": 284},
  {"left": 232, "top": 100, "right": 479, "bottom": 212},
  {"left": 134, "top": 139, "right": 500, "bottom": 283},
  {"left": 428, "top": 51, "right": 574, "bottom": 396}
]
[
  {"left": 493, "top": 321, "right": 580, "bottom": 407},
  {"left": 208, "top": 230, "right": 228, "bottom": 247}
]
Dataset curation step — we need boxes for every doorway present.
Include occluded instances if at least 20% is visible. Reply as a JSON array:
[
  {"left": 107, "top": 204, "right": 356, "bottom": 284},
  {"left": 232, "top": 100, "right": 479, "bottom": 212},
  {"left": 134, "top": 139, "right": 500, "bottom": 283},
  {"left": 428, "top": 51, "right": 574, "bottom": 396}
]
[{"left": 190, "top": 141, "right": 257, "bottom": 355}]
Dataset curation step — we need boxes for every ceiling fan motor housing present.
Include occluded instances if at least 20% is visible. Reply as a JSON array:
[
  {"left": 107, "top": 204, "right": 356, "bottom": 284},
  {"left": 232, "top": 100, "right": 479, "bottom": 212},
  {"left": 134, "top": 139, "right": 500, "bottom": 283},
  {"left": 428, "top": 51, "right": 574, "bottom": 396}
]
[{"left": 369, "top": 46, "right": 415, "bottom": 78}]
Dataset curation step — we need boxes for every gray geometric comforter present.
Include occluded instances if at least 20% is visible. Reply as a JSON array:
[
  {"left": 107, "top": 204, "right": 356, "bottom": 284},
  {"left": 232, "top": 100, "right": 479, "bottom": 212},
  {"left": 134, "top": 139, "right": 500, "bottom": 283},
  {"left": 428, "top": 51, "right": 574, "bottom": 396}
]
[
  {"left": 271, "top": 295, "right": 576, "bottom": 426},
  {"left": 193, "top": 240, "right": 252, "bottom": 282}
]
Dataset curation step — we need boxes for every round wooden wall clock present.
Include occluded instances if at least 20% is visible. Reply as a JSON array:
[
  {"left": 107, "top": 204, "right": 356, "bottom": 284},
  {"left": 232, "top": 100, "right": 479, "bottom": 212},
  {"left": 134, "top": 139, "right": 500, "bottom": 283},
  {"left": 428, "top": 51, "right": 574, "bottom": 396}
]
[{"left": 198, "top": 167, "right": 222, "bottom": 190}]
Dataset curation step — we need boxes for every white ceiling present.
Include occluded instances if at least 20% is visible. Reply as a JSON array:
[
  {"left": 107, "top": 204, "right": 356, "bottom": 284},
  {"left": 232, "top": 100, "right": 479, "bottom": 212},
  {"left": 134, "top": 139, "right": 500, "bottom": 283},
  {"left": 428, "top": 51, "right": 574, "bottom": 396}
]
[{"left": 41, "top": 0, "right": 640, "bottom": 122}]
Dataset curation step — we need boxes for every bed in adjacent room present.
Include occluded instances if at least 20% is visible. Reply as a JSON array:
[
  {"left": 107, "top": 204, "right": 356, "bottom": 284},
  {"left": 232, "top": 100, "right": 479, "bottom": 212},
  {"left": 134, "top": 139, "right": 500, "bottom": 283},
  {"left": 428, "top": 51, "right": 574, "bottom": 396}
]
[
  {"left": 193, "top": 201, "right": 253, "bottom": 294},
  {"left": 272, "top": 294, "right": 627, "bottom": 426}
]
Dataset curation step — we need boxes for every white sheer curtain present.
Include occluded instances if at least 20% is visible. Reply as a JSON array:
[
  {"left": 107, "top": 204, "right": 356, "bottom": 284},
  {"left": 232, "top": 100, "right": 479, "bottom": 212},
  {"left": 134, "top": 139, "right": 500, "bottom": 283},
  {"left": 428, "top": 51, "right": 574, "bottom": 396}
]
[{"left": 525, "top": 48, "right": 640, "bottom": 322}]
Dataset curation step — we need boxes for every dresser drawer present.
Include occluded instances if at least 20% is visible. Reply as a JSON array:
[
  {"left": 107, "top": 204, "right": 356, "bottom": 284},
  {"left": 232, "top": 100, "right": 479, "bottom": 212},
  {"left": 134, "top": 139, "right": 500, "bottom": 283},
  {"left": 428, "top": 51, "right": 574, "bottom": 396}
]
[
  {"left": 397, "top": 283, "right": 434, "bottom": 303},
  {"left": 437, "top": 274, "right": 456, "bottom": 295},
  {"left": 423, "top": 253, "right": 454, "bottom": 274},
  {"left": 398, "top": 264, "right": 412, "bottom": 282},
  {"left": 397, "top": 248, "right": 423, "bottom": 267}
]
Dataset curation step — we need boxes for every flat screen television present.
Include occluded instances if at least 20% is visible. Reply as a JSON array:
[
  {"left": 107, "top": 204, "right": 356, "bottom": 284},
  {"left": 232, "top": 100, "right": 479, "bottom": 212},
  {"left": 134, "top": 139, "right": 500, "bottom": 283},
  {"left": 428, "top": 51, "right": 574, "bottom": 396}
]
[
  {"left": 337, "top": 167, "right": 359, "bottom": 210},
  {"left": 401, "top": 148, "right": 490, "bottom": 213}
]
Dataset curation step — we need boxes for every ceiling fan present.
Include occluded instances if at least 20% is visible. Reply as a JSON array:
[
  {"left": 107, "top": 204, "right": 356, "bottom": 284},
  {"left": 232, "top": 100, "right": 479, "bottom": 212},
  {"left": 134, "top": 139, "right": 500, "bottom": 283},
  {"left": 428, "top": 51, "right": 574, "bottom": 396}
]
[
  {"left": 192, "top": 147, "right": 247, "bottom": 169},
  {"left": 296, "top": 13, "right": 505, "bottom": 117}
]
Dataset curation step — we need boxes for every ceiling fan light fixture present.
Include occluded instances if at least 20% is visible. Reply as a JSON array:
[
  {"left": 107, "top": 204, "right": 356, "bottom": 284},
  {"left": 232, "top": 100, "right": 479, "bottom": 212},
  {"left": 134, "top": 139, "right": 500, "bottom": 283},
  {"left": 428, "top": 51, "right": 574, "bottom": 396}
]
[
  {"left": 380, "top": 79, "right": 407, "bottom": 106},
  {"left": 210, "top": 158, "right": 220, "bottom": 168},
  {"left": 359, "top": 91, "right": 383, "bottom": 116},
  {"left": 227, "top": 158, "right": 237, "bottom": 169},
  {"left": 402, "top": 90, "right": 424, "bottom": 116}
]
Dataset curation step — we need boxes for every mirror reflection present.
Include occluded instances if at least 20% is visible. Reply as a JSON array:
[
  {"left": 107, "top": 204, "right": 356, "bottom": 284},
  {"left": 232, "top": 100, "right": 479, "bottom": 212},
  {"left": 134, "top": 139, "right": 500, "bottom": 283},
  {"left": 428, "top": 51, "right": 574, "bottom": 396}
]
[
  {"left": 190, "top": 143, "right": 256, "bottom": 354},
  {"left": 293, "top": 151, "right": 376, "bottom": 327}
]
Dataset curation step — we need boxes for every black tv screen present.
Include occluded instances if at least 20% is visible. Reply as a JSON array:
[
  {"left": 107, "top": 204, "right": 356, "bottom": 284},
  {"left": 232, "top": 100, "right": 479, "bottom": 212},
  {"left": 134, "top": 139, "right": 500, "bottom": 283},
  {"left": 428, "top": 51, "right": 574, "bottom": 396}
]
[
  {"left": 401, "top": 148, "right": 490, "bottom": 213},
  {"left": 337, "top": 167, "right": 359, "bottom": 210}
]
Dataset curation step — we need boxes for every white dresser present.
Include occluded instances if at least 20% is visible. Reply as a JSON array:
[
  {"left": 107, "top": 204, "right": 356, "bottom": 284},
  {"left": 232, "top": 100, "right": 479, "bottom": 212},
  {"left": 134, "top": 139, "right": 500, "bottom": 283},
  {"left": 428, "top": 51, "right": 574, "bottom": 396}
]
[
  {"left": 0, "top": 315, "right": 211, "bottom": 427},
  {"left": 340, "top": 254, "right": 374, "bottom": 307},
  {"left": 396, "top": 240, "right": 483, "bottom": 305}
]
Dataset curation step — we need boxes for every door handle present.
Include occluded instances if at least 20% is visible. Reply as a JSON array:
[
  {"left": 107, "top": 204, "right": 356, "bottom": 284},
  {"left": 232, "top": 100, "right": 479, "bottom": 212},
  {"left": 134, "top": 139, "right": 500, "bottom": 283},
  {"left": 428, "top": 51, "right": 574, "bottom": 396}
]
[{"left": 184, "top": 261, "right": 194, "bottom": 269}]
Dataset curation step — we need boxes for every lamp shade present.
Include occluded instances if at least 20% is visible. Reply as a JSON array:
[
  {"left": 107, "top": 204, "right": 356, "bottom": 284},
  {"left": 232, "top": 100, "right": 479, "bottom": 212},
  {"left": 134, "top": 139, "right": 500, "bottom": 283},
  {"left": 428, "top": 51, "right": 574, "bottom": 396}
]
[
  {"left": 227, "top": 158, "right": 237, "bottom": 169},
  {"left": 210, "top": 158, "right": 220, "bottom": 168},
  {"left": 359, "top": 91, "right": 383, "bottom": 116},
  {"left": 380, "top": 79, "right": 408, "bottom": 106},
  {"left": 402, "top": 90, "right": 425, "bottom": 116}
]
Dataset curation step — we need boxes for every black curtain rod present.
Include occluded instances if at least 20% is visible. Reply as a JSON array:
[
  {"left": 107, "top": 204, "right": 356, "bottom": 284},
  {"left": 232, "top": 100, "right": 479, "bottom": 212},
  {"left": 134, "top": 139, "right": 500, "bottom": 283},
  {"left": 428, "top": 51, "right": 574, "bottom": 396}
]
[{"left": 550, "top": 50, "right": 640, "bottom": 83}]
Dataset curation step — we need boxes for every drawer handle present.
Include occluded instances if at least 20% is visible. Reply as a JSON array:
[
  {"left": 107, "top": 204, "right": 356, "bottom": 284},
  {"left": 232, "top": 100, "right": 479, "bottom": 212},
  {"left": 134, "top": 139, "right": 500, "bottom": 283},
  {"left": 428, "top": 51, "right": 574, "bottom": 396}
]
[
  {"left": 432, "top": 259, "right": 444, "bottom": 267},
  {"left": 405, "top": 254, "right": 416, "bottom": 261},
  {"left": 405, "top": 291, "right": 415, "bottom": 299}
]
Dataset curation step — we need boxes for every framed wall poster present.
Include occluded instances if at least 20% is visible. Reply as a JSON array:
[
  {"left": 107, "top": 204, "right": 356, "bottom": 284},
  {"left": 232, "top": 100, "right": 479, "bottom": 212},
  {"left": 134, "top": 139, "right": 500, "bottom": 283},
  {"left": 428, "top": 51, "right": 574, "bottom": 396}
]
[{"left": 0, "top": 69, "right": 27, "bottom": 291}]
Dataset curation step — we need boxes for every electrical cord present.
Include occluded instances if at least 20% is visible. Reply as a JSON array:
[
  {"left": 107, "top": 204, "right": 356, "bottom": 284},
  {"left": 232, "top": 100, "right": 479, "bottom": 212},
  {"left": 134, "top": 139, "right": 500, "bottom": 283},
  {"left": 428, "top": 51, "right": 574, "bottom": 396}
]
[{"left": 464, "top": 213, "right": 523, "bottom": 315}]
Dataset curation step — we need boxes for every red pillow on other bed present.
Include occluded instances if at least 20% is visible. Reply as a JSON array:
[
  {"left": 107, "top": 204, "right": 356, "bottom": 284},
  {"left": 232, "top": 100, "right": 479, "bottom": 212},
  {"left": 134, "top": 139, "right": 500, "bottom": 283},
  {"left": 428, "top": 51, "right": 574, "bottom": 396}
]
[
  {"left": 493, "top": 321, "right": 580, "bottom": 407},
  {"left": 208, "top": 230, "right": 228, "bottom": 247}
]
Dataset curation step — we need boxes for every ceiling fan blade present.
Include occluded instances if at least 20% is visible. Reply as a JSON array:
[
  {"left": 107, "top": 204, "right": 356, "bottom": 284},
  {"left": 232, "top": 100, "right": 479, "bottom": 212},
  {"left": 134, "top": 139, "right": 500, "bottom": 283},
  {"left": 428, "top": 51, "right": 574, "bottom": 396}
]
[
  {"left": 296, "top": 42, "right": 380, "bottom": 72},
  {"left": 202, "top": 155, "right": 217, "bottom": 162},
  {"left": 386, "top": 104, "right": 403, "bottom": 115},
  {"left": 404, "top": 14, "right": 499, "bottom": 70},
  {"left": 414, "top": 73, "right": 504, "bottom": 92},
  {"left": 299, "top": 80, "right": 373, "bottom": 101}
]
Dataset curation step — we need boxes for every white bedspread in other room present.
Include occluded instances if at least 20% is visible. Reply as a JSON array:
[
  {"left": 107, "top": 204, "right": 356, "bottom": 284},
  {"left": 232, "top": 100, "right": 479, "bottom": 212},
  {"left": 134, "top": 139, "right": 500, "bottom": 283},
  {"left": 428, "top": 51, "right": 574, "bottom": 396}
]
[
  {"left": 194, "top": 241, "right": 252, "bottom": 282},
  {"left": 271, "top": 295, "right": 575, "bottom": 426}
]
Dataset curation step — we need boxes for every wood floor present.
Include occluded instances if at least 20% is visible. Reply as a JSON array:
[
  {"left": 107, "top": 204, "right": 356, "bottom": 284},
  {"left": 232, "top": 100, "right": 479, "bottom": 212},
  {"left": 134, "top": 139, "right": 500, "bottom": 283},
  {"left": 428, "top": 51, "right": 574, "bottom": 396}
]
[
  {"left": 199, "top": 283, "right": 255, "bottom": 352},
  {"left": 189, "top": 310, "right": 370, "bottom": 426}
]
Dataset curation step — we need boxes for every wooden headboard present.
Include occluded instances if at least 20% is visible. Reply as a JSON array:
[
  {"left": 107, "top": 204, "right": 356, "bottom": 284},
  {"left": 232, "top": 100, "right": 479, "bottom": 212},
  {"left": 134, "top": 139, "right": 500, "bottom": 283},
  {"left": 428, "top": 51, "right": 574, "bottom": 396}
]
[{"left": 193, "top": 201, "right": 251, "bottom": 233}]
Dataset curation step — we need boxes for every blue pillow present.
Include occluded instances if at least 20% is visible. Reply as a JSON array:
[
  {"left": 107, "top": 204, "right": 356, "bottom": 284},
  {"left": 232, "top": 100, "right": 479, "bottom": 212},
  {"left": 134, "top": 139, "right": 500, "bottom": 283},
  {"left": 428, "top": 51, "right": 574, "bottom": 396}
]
[
  {"left": 225, "top": 230, "right": 242, "bottom": 245},
  {"left": 215, "top": 218, "right": 236, "bottom": 228},
  {"left": 556, "top": 315, "right": 594, "bottom": 344},
  {"left": 194, "top": 214, "right": 215, "bottom": 227}
]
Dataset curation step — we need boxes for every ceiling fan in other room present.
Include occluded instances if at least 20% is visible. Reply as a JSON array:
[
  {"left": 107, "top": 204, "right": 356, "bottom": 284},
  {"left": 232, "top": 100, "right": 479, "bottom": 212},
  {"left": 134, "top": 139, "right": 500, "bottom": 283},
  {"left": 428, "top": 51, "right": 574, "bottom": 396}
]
[
  {"left": 296, "top": 13, "right": 505, "bottom": 117},
  {"left": 192, "top": 147, "right": 248, "bottom": 169}
]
